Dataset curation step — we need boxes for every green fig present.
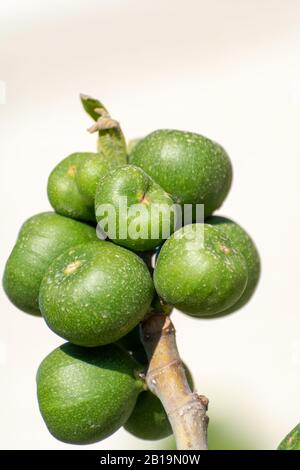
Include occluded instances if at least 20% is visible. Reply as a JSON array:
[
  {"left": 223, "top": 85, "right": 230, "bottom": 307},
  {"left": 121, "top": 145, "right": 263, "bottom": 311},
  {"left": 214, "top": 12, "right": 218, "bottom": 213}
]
[
  {"left": 37, "top": 342, "right": 144, "bottom": 444},
  {"left": 3, "top": 212, "right": 97, "bottom": 315},
  {"left": 76, "top": 152, "right": 117, "bottom": 206},
  {"left": 130, "top": 129, "right": 232, "bottom": 217},
  {"left": 47, "top": 152, "right": 97, "bottom": 222},
  {"left": 206, "top": 216, "right": 260, "bottom": 314},
  {"left": 154, "top": 224, "right": 248, "bottom": 317},
  {"left": 39, "top": 241, "right": 154, "bottom": 346},
  {"left": 278, "top": 423, "right": 300, "bottom": 450},
  {"left": 95, "top": 165, "right": 176, "bottom": 251}
]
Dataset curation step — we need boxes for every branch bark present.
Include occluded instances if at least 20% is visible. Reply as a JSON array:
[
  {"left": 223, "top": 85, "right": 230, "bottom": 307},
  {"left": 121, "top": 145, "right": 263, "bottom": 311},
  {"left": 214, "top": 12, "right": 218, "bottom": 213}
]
[{"left": 141, "top": 312, "right": 209, "bottom": 450}]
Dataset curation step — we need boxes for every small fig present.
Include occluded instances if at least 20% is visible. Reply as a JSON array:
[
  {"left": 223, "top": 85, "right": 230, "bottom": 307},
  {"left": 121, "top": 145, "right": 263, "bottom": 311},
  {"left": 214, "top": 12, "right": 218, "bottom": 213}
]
[{"left": 47, "top": 153, "right": 98, "bottom": 222}]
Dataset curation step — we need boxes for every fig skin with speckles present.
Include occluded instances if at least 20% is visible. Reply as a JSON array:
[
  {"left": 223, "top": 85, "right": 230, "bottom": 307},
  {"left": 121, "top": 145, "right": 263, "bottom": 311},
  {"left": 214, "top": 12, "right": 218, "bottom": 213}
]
[
  {"left": 2, "top": 212, "right": 98, "bottom": 316},
  {"left": 76, "top": 152, "right": 118, "bottom": 206},
  {"left": 47, "top": 153, "right": 97, "bottom": 222},
  {"left": 206, "top": 216, "right": 260, "bottom": 314},
  {"left": 48, "top": 152, "right": 117, "bottom": 223},
  {"left": 130, "top": 129, "right": 232, "bottom": 217},
  {"left": 37, "top": 342, "right": 144, "bottom": 444},
  {"left": 154, "top": 224, "right": 248, "bottom": 317},
  {"left": 95, "top": 165, "right": 176, "bottom": 251},
  {"left": 39, "top": 241, "right": 154, "bottom": 346}
]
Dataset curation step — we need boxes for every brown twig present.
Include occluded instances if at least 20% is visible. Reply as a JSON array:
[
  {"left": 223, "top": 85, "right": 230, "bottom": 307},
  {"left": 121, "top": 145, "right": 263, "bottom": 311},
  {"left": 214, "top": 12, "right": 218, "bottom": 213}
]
[{"left": 141, "top": 312, "right": 209, "bottom": 450}]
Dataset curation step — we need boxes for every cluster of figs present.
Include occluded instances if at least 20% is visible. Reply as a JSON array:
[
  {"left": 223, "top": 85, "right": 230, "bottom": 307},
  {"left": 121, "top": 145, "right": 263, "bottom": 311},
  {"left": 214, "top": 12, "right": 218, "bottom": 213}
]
[{"left": 3, "top": 95, "right": 260, "bottom": 445}]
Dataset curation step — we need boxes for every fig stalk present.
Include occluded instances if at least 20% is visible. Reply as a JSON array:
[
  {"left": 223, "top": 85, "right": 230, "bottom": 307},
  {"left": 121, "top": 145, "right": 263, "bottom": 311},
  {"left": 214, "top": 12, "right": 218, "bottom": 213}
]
[{"left": 141, "top": 312, "right": 209, "bottom": 450}]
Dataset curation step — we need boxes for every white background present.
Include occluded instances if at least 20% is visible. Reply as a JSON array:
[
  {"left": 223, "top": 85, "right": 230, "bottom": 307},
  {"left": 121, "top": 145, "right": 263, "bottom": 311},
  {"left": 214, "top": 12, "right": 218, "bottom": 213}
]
[{"left": 1, "top": 0, "right": 300, "bottom": 449}]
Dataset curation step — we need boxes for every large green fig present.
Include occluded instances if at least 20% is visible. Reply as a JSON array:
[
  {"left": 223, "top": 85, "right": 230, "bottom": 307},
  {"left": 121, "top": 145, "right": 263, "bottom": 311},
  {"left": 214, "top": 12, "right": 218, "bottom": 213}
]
[
  {"left": 3, "top": 212, "right": 97, "bottom": 315},
  {"left": 130, "top": 129, "right": 232, "bottom": 217},
  {"left": 39, "top": 241, "right": 154, "bottom": 346},
  {"left": 37, "top": 342, "right": 144, "bottom": 444},
  {"left": 206, "top": 216, "right": 260, "bottom": 314},
  {"left": 95, "top": 165, "right": 176, "bottom": 251},
  {"left": 154, "top": 224, "right": 248, "bottom": 317},
  {"left": 278, "top": 423, "right": 300, "bottom": 450}
]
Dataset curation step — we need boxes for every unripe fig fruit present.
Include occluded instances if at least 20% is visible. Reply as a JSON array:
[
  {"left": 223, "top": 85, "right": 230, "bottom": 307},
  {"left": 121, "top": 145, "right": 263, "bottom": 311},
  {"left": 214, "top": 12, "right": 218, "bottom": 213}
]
[
  {"left": 37, "top": 342, "right": 144, "bottom": 444},
  {"left": 130, "top": 129, "right": 232, "bottom": 217},
  {"left": 39, "top": 241, "right": 154, "bottom": 346},
  {"left": 76, "top": 153, "right": 117, "bottom": 206},
  {"left": 95, "top": 165, "right": 176, "bottom": 251},
  {"left": 47, "top": 152, "right": 99, "bottom": 222},
  {"left": 3, "top": 212, "right": 97, "bottom": 315},
  {"left": 124, "top": 363, "right": 194, "bottom": 440},
  {"left": 278, "top": 423, "right": 300, "bottom": 450},
  {"left": 206, "top": 216, "right": 260, "bottom": 314},
  {"left": 154, "top": 224, "right": 248, "bottom": 317}
]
